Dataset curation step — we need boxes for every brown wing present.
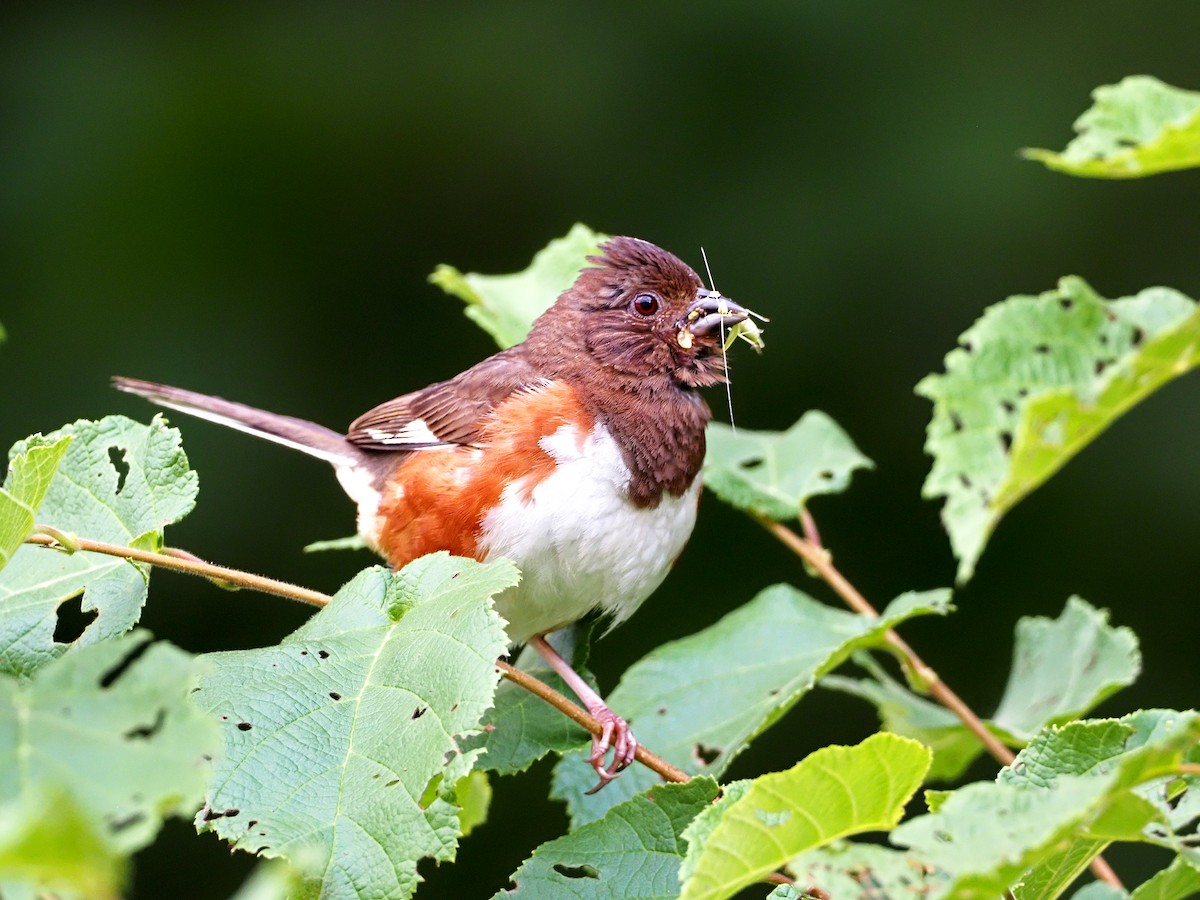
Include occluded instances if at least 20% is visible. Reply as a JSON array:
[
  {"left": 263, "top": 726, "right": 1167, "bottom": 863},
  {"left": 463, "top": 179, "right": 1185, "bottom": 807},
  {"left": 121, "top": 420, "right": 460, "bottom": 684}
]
[{"left": 346, "top": 347, "right": 542, "bottom": 450}]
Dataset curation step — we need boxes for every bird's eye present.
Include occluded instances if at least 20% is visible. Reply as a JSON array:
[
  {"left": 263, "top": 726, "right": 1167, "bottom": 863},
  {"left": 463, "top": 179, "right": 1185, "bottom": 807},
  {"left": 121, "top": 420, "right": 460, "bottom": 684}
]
[{"left": 632, "top": 293, "right": 659, "bottom": 316}]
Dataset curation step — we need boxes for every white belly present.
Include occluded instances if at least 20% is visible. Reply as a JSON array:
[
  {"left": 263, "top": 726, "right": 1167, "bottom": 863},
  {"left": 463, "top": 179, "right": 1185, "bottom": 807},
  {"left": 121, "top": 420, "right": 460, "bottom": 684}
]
[{"left": 476, "top": 422, "right": 699, "bottom": 644}]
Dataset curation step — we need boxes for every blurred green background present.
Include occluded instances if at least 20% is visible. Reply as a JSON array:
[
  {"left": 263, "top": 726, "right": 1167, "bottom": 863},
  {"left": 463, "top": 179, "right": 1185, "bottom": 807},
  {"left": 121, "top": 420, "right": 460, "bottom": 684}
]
[{"left": 2, "top": 3, "right": 1198, "bottom": 896}]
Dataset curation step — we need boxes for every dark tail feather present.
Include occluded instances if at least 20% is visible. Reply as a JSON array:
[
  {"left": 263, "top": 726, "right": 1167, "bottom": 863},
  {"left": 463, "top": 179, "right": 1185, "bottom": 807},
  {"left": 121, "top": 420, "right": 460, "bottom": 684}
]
[{"left": 112, "top": 376, "right": 361, "bottom": 467}]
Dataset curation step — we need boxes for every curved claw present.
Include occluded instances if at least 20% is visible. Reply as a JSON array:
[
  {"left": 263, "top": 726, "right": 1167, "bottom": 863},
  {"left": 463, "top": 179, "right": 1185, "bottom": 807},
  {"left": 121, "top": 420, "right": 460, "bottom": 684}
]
[{"left": 584, "top": 708, "right": 638, "bottom": 794}]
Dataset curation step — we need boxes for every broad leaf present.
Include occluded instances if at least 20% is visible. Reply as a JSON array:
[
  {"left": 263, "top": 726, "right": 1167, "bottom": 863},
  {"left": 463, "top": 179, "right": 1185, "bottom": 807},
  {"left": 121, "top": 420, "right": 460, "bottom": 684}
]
[
  {"left": 783, "top": 842, "right": 948, "bottom": 899},
  {"left": 464, "top": 622, "right": 594, "bottom": 775},
  {"left": 1024, "top": 76, "right": 1200, "bottom": 178},
  {"left": 0, "top": 631, "right": 216, "bottom": 865},
  {"left": 430, "top": 223, "right": 605, "bottom": 349},
  {"left": 499, "top": 778, "right": 718, "bottom": 899},
  {"left": 1129, "top": 855, "right": 1200, "bottom": 900},
  {"left": 894, "top": 711, "right": 1200, "bottom": 899},
  {"left": 0, "top": 416, "right": 198, "bottom": 675},
  {"left": 0, "top": 436, "right": 70, "bottom": 571},
  {"left": 702, "top": 412, "right": 873, "bottom": 520},
  {"left": 194, "top": 557, "right": 515, "bottom": 900},
  {"left": 229, "top": 860, "right": 314, "bottom": 900},
  {"left": 917, "top": 278, "right": 1200, "bottom": 581},
  {"left": 552, "top": 587, "right": 951, "bottom": 826},
  {"left": 828, "top": 597, "right": 1140, "bottom": 780},
  {"left": 678, "top": 733, "right": 930, "bottom": 900}
]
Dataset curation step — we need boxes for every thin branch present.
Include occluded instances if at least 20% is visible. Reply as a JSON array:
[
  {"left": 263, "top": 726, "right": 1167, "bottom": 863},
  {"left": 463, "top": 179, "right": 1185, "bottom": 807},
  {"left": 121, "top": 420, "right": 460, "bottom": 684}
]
[
  {"left": 24, "top": 527, "right": 689, "bottom": 786},
  {"left": 754, "top": 513, "right": 1125, "bottom": 891}
]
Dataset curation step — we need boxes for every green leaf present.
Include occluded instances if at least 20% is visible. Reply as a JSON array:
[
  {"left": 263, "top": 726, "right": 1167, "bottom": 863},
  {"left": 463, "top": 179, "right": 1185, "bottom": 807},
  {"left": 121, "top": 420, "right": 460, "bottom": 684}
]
[
  {"left": 455, "top": 770, "right": 491, "bottom": 838},
  {"left": 1023, "top": 76, "right": 1200, "bottom": 178},
  {"left": 0, "top": 631, "right": 217, "bottom": 864},
  {"left": 464, "top": 622, "right": 594, "bottom": 775},
  {"left": 0, "top": 436, "right": 70, "bottom": 572},
  {"left": 829, "top": 598, "right": 1140, "bottom": 781},
  {"left": 195, "top": 556, "right": 516, "bottom": 900},
  {"left": 0, "top": 416, "right": 198, "bottom": 675},
  {"left": 894, "top": 711, "right": 1200, "bottom": 899},
  {"left": 1072, "top": 885, "right": 1128, "bottom": 900},
  {"left": 0, "top": 791, "right": 126, "bottom": 900},
  {"left": 1129, "top": 855, "right": 1200, "bottom": 900},
  {"left": 430, "top": 223, "right": 606, "bottom": 349},
  {"left": 552, "top": 587, "right": 951, "bottom": 827},
  {"left": 917, "top": 277, "right": 1200, "bottom": 582},
  {"left": 992, "top": 597, "right": 1140, "bottom": 741},
  {"left": 229, "top": 859, "right": 315, "bottom": 900},
  {"left": 499, "top": 778, "right": 718, "bottom": 899},
  {"left": 702, "top": 412, "right": 873, "bottom": 520},
  {"left": 678, "top": 734, "right": 931, "bottom": 900},
  {"left": 784, "top": 842, "right": 949, "bottom": 899}
]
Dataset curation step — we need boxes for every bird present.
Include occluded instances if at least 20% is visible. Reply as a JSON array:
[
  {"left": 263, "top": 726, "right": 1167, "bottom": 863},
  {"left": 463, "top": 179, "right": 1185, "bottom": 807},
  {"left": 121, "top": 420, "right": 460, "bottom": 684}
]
[{"left": 114, "top": 235, "right": 749, "bottom": 790}]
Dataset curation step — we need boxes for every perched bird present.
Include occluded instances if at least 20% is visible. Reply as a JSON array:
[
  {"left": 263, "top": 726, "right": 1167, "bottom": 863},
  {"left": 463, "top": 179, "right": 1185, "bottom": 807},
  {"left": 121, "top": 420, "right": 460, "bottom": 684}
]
[{"left": 115, "top": 236, "right": 749, "bottom": 790}]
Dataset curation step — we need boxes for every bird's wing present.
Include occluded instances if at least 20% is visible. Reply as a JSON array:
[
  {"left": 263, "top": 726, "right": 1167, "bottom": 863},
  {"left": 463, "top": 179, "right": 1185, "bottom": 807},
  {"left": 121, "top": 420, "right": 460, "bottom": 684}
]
[{"left": 346, "top": 348, "right": 545, "bottom": 450}]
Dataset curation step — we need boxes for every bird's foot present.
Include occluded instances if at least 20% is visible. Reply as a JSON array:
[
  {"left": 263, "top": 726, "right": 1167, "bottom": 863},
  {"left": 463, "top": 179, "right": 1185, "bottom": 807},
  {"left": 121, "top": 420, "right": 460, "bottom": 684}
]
[{"left": 584, "top": 705, "right": 638, "bottom": 794}]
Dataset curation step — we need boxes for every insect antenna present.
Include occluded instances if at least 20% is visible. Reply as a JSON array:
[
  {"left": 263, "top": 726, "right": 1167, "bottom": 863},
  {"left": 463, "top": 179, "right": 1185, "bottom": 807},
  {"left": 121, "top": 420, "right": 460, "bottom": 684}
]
[{"left": 701, "top": 246, "right": 736, "bottom": 432}]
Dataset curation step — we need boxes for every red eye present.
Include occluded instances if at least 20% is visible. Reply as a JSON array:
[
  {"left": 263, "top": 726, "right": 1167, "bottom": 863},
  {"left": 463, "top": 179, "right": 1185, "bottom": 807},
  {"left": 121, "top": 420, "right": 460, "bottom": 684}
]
[{"left": 632, "top": 293, "right": 659, "bottom": 316}]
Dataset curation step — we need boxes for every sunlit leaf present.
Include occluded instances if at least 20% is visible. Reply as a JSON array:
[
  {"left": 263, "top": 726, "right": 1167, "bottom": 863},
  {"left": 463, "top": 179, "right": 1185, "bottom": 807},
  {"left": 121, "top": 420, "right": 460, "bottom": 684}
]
[
  {"left": 430, "top": 223, "right": 606, "bottom": 349},
  {"left": 917, "top": 277, "right": 1200, "bottom": 582},
  {"left": 678, "top": 734, "right": 930, "bottom": 900},
  {"left": 499, "top": 778, "right": 718, "bottom": 899},
  {"left": 1024, "top": 76, "right": 1200, "bottom": 178},
  {"left": 703, "top": 412, "right": 873, "bottom": 520},
  {"left": 0, "top": 436, "right": 70, "bottom": 572},
  {"left": 194, "top": 557, "right": 515, "bottom": 900},
  {"left": 553, "top": 588, "right": 951, "bottom": 827},
  {"left": 1129, "top": 855, "right": 1200, "bottom": 900},
  {"left": 0, "top": 416, "right": 197, "bottom": 675},
  {"left": 783, "top": 842, "right": 948, "bottom": 900}
]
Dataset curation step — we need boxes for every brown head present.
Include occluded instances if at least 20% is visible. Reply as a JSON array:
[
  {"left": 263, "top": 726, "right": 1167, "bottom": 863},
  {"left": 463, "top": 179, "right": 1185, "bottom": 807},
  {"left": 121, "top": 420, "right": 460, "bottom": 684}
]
[{"left": 527, "top": 236, "right": 748, "bottom": 389}]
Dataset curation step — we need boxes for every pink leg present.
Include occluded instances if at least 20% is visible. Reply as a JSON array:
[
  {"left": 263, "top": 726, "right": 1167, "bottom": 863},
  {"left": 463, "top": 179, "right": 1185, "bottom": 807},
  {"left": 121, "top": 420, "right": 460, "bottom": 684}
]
[{"left": 528, "top": 634, "right": 637, "bottom": 792}]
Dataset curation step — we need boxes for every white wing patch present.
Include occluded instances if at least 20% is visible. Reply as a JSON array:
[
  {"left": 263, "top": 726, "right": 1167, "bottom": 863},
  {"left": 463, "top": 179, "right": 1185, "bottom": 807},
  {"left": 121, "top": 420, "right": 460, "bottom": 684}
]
[{"left": 365, "top": 418, "right": 442, "bottom": 446}]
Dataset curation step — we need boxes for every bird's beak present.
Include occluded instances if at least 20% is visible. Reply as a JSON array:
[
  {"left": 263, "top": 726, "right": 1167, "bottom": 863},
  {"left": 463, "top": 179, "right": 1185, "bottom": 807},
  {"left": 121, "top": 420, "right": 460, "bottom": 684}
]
[{"left": 682, "top": 289, "right": 749, "bottom": 337}]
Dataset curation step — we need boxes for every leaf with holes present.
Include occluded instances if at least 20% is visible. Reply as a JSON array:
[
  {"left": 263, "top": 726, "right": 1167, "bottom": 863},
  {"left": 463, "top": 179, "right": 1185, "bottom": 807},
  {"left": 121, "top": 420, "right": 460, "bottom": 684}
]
[
  {"left": 551, "top": 587, "right": 951, "bottom": 827},
  {"left": 463, "top": 622, "right": 595, "bottom": 775},
  {"left": 498, "top": 778, "right": 718, "bottom": 899},
  {"left": 0, "top": 628, "right": 216, "bottom": 894},
  {"left": 194, "top": 556, "right": 515, "bottom": 900},
  {"left": 779, "top": 842, "right": 948, "bottom": 899},
  {"left": 678, "top": 734, "right": 931, "bottom": 900},
  {"left": 893, "top": 711, "right": 1200, "bottom": 899},
  {"left": 430, "top": 223, "right": 606, "bottom": 349},
  {"left": 703, "top": 412, "right": 873, "bottom": 521},
  {"left": 0, "top": 435, "right": 70, "bottom": 572},
  {"left": 1023, "top": 76, "right": 1200, "bottom": 178},
  {"left": 917, "top": 277, "right": 1200, "bottom": 582},
  {"left": 827, "top": 597, "right": 1141, "bottom": 780},
  {"left": 0, "top": 416, "right": 197, "bottom": 676}
]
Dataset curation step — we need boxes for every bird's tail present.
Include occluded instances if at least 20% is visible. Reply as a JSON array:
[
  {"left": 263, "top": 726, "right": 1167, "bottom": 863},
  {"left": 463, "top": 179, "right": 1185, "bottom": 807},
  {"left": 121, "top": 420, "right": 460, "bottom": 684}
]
[{"left": 112, "top": 376, "right": 361, "bottom": 468}]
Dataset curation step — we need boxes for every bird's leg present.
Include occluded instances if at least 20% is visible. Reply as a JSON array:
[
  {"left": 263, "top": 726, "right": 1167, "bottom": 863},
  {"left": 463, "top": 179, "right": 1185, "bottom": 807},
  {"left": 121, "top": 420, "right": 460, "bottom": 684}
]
[{"left": 528, "top": 634, "right": 637, "bottom": 792}]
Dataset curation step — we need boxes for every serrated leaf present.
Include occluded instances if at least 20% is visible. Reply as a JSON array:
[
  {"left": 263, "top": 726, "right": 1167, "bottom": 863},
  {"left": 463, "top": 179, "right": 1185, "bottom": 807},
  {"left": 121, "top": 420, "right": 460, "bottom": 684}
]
[
  {"left": 894, "top": 711, "right": 1200, "bottom": 899},
  {"left": 552, "top": 587, "right": 951, "bottom": 827},
  {"left": 1023, "top": 76, "right": 1200, "bottom": 178},
  {"left": 429, "top": 223, "right": 606, "bottom": 349},
  {"left": 0, "top": 436, "right": 70, "bottom": 572},
  {"left": 0, "top": 791, "right": 126, "bottom": 900},
  {"left": 829, "top": 598, "right": 1141, "bottom": 781},
  {"left": 0, "top": 630, "right": 216, "bottom": 863},
  {"left": 917, "top": 278, "right": 1200, "bottom": 582},
  {"left": 498, "top": 778, "right": 718, "bottom": 899},
  {"left": 0, "top": 416, "right": 198, "bottom": 675},
  {"left": 464, "top": 622, "right": 594, "bottom": 775},
  {"left": 993, "top": 598, "right": 1140, "bottom": 741},
  {"left": 784, "top": 842, "right": 949, "bottom": 899},
  {"left": 702, "top": 412, "right": 873, "bottom": 520},
  {"left": 1129, "top": 855, "right": 1200, "bottom": 900},
  {"left": 195, "top": 556, "right": 516, "bottom": 900},
  {"left": 678, "top": 734, "right": 931, "bottom": 900}
]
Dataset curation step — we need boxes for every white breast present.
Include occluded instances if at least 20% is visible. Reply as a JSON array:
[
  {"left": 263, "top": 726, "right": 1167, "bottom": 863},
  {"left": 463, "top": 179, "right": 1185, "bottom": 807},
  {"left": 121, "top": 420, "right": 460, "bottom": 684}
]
[{"left": 476, "top": 422, "right": 699, "bottom": 644}]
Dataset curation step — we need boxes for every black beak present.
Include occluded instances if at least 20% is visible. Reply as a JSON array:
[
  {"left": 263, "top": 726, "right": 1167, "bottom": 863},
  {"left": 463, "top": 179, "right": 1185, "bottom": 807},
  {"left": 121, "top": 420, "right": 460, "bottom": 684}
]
[{"left": 683, "top": 289, "right": 749, "bottom": 336}]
